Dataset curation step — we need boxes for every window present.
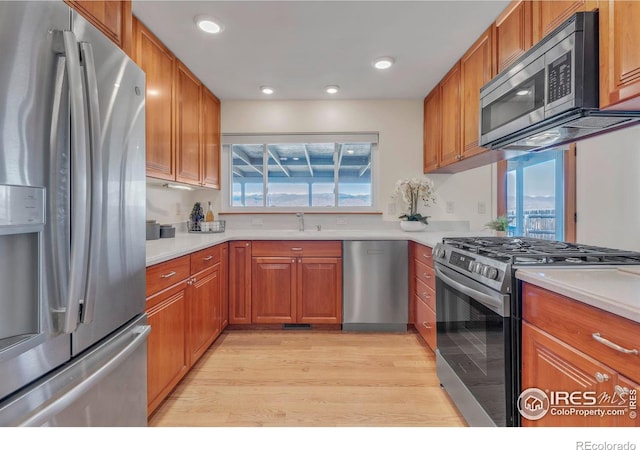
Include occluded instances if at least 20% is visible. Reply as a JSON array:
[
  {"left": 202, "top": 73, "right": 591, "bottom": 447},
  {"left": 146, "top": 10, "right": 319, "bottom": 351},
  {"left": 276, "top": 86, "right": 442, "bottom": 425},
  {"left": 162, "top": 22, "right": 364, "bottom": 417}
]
[
  {"left": 498, "top": 147, "right": 576, "bottom": 241},
  {"left": 223, "top": 134, "right": 378, "bottom": 211}
]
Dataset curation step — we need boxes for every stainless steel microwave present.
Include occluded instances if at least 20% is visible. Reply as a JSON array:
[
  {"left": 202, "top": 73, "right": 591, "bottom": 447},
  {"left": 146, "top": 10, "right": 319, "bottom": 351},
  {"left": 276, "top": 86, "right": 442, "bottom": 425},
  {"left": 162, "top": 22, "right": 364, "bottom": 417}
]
[{"left": 479, "top": 11, "right": 640, "bottom": 152}]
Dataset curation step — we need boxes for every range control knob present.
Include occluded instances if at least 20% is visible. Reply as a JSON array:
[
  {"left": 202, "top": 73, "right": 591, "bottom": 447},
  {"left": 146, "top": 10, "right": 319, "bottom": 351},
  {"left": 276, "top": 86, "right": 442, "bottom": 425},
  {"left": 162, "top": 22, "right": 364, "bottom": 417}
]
[
  {"left": 435, "top": 247, "right": 446, "bottom": 259},
  {"left": 486, "top": 267, "right": 499, "bottom": 280},
  {"left": 474, "top": 263, "right": 484, "bottom": 274}
]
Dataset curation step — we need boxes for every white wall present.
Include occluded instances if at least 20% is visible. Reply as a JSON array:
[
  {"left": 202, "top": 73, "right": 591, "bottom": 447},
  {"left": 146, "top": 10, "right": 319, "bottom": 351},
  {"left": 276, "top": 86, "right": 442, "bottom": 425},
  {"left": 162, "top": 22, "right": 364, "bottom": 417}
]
[
  {"left": 218, "top": 99, "right": 495, "bottom": 231},
  {"left": 576, "top": 126, "right": 640, "bottom": 251}
]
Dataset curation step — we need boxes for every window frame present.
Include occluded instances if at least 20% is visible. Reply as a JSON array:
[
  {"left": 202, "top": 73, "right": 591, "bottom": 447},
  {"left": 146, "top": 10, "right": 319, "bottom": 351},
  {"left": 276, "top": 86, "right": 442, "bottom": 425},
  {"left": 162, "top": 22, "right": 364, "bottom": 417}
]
[
  {"left": 497, "top": 144, "right": 576, "bottom": 242},
  {"left": 221, "top": 133, "right": 380, "bottom": 213}
]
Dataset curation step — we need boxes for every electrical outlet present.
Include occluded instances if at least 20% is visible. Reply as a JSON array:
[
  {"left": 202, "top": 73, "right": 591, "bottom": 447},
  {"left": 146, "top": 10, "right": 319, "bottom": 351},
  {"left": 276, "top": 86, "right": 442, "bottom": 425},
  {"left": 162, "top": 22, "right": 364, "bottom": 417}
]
[
  {"left": 251, "top": 218, "right": 263, "bottom": 226},
  {"left": 446, "top": 201, "right": 455, "bottom": 214},
  {"left": 336, "top": 218, "right": 347, "bottom": 225},
  {"left": 387, "top": 203, "right": 396, "bottom": 215},
  {"left": 477, "top": 201, "right": 487, "bottom": 214}
]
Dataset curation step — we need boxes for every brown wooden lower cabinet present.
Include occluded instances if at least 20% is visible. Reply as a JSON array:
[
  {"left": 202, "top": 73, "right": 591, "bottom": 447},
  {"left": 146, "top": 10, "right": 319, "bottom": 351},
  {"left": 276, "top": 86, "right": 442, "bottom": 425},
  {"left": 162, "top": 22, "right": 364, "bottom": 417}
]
[
  {"left": 410, "top": 242, "right": 436, "bottom": 351},
  {"left": 146, "top": 281, "right": 189, "bottom": 416},
  {"left": 146, "top": 243, "right": 227, "bottom": 417},
  {"left": 229, "top": 241, "right": 252, "bottom": 324},
  {"left": 251, "top": 256, "right": 342, "bottom": 324},
  {"left": 521, "top": 282, "right": 640, "bottom": 427}
]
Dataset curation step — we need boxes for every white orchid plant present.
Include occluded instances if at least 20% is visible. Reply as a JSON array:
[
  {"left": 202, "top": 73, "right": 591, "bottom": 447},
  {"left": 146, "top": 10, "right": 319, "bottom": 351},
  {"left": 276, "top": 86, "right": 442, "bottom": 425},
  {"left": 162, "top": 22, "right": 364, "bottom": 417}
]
[{"left": 393, "top": 176, "right": 437, "bottom": 224}]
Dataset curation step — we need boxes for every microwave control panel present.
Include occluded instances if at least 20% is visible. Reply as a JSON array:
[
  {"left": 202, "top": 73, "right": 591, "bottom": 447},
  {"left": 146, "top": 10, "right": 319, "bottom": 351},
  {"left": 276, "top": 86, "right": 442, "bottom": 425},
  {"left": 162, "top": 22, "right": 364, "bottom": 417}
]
[{"left": 548, "top": 51, "right": 572, "bottom": 103}]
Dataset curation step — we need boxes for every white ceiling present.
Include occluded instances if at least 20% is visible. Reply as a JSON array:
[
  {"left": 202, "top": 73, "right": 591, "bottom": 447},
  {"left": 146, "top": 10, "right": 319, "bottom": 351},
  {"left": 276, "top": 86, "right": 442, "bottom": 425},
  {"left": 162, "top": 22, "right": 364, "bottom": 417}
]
[{"left": 132, "top": 1, "right": 510, "bottom": 100}]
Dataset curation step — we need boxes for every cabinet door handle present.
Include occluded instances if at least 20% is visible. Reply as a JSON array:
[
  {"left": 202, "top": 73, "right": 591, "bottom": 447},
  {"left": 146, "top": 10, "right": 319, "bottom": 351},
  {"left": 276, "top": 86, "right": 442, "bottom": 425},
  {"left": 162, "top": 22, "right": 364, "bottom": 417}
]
[
  {"left": 595, "top": 372, "right": 610, "bottom": 383},
  {"left": 615, "top": 385, "right": 630, "bottom": 396},
  {"left": 592, "top": 333, "right": 639, "bottom": 355},
  {"left": 422, "top": 273, "right": 431, "bottom": 279},
  {"left": 291, "top": 259, "right": 296, "bottom": 263},
  {"left": 422, "top": 321, "right": 432, "bottom": 329},
  {"left": 422, "top": 292, "right": 431, "bottom": 299},
  {"left": 160, "top": 271, "right": 176, "bottom": 279},
  {"left": 202, "top": 256, "right": 213, "bottom": 261},
  {"left": 291, "top": 247, "right": 303, "bottom": 251}
]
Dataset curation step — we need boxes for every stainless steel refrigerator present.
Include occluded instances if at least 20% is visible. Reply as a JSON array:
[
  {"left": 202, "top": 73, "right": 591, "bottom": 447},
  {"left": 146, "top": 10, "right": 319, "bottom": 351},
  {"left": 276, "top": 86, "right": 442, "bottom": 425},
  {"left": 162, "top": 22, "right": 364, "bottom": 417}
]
[{"left": 0, "top": 1, "right": 148, "bottom": 426}]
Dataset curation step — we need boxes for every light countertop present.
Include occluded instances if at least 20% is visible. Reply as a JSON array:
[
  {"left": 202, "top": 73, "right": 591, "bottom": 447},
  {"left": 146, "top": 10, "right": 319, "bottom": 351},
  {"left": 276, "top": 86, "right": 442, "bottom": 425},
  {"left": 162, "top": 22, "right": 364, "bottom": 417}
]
[
  {"left": 516, "top": 266, "right": 640, "bottom": 323},
  {"left": 146, "top": 228, "right": 491, "bottom": 267}
]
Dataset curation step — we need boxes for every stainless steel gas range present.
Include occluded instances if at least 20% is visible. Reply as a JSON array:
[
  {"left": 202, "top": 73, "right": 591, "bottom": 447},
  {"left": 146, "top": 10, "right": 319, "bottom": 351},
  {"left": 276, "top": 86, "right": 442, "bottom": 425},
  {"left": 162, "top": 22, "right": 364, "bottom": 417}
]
[{"left": 432, "top": 236, "right": 640, "bottom": 427}]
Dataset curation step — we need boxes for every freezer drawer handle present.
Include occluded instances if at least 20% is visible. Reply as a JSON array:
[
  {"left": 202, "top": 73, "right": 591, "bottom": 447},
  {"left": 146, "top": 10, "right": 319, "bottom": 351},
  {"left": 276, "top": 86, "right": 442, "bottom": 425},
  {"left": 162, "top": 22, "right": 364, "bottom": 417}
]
[
  {"left": 17, "top": 325, "right": 151, "bottom": 427},
  {"left": 592, "top": 333, "right": 638, "bottom": 356}
]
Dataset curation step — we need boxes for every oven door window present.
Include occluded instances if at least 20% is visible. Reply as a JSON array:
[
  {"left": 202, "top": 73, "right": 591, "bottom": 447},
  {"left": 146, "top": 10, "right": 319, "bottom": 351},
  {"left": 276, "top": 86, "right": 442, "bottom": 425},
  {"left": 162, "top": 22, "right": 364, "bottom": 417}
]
[{"left": 437, "top": 277, "right": 510, "bottom": 425}]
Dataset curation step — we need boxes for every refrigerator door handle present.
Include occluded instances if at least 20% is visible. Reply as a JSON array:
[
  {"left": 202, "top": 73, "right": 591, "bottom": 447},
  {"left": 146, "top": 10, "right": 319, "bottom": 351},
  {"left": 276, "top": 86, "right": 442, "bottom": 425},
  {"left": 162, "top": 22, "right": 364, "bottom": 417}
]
[
  {"left": 61, "top": 30, "right": 91, "bottom": 334},
  {"left": 78, "top": 42, "right": 103, "bottom": 325},
  {"left": 49, "top": 51, "right": 71, "bottom": 328},
  {"left": 16, "top": 325, "right": 151, "bottom": 427}
]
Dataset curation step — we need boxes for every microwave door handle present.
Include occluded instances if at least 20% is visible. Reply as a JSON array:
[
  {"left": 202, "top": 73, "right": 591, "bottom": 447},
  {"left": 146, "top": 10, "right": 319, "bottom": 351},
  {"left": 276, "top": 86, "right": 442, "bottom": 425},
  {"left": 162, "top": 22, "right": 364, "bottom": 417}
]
[
  {"left": 49, "top": 49, "right": 71, "bottom": 329},
  {"left": 435, "top": 265, "right": 508, "bottom": 317},
  {"left": 78, "top": 42, "right": 103, "bottom": 325},
  {"left": 61, "top": 30, "right": 91, "bottom": 334}
]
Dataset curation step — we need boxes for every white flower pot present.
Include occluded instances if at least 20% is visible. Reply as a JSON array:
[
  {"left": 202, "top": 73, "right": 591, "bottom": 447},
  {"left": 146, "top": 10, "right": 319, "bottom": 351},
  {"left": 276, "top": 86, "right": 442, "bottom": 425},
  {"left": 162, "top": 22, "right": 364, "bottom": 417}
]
[{"left": 400, "top": 221, "right": 427, "bottom": 232}]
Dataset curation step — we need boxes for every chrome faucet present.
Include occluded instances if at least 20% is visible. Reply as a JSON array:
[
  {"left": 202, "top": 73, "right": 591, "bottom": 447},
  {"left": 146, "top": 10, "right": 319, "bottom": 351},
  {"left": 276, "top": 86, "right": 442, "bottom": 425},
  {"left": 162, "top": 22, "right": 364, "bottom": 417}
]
[{"left": 296, "top": 212, "right": 304, "bottom": 232}]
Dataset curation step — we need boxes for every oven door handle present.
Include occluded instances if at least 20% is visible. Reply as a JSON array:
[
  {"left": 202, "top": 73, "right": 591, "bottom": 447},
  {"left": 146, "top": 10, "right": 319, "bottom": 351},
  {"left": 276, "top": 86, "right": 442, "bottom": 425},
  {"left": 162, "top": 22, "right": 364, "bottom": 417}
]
[{"left": 435, "top": 265, "right": 509, "bottom": 317}]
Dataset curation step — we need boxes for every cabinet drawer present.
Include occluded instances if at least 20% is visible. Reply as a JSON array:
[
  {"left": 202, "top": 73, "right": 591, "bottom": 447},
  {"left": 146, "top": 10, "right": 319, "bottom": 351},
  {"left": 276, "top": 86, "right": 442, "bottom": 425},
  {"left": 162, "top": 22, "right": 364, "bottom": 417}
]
[
  {"left": 415, "top": 297, "right": 436, "bottom": 351},
  {"left": 523, "top": 283, "right": 640, "bottom": 382},
  {"left": 415, "top": 277, "right": 435, "bottom": 311},
  {"left": 251, "top": 240, "right": 342, "bottom": 257},
  {"left": 414, "top": 259, "right": 435, "bottom": 290},
  {"left": 146, "top": 255, "right": 191, "bottom": 297},
  {"left": 412, "top": 243, "right": 433, "bottom": 267},
  {"left": 190, "top": 245, "right": 221, "bottom": 274}
]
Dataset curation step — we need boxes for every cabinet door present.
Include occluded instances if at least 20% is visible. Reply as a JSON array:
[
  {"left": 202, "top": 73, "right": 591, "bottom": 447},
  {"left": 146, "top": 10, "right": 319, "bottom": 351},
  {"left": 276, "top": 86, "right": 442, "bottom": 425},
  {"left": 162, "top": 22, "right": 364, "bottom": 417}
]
[
  {"left": 532, "top": 0, "right": 597, "bottom": 44},
  {"left": 221, "top": 243, "right": 229, "bottom": 329},
  {"left": 423, "top": 89, "right": 440, "bottom": 173},
  {"left": 495, "top": 0, "right": 533, "bottom": 72},
  {"left": 297, "top": 257, "right": 342, "bottom": 324},
  {"left": 439, "top": 63, "right": 462, "bottom": 167},
  {"left": 229, "top": 241, "right": 252, "bottom": 324},
  {"left": 133, "top": 18, "right": 175, "bottom": 181},
  {"left": 461, "top": 26, "right": 495, "bottom": 159},
  {"left": 175, "top": 62, "right": 202, "bottom": 186},
  {"left": 201, "top": 89, "right": 221, "bottom": 189},
  {"left": 66, "top": 1, "right": 132, "bottom": 54},
  {"left": 187, "top": 265, "right": 221, "bottom": 367},
  {"left": 251, "top": 257, "right": 296, "bottom": 324},
  {"left": 521, "top": 322, "right": 618, "bottom": 426},
  {"left": 146, "top": 284, "right": 188, "bottom": 416},
  {"left": 599, "top": 1, "right": 640, "bottom": 109}
]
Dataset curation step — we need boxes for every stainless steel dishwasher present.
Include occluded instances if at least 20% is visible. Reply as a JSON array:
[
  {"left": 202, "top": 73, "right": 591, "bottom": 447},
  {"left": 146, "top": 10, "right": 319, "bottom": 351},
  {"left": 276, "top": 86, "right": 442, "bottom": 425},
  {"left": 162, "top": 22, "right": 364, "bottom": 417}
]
[{"left": 342, "top": 241, "right": 408, "bottom": 332}]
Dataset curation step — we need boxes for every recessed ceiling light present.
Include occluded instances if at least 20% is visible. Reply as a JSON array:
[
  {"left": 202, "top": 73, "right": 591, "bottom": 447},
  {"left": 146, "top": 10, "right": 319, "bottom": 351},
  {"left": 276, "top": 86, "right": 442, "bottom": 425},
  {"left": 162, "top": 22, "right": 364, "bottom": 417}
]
[
  {"left": 373, "top": 56, "right": 395, "bottom": 70},
  {"left": 194, "top": 16, "right": 223, "bottom": 34},
  {"left": 260, "top": 86, "right": 274, "bottom": 95},
  {"left": 325, "top": 85, "right": 340, "bottom": 94}
]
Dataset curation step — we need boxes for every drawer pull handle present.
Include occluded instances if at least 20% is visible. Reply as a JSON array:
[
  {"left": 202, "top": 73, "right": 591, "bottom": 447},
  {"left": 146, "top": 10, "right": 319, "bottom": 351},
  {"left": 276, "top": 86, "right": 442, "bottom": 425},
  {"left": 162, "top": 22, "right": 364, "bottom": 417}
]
[
  {"left": 595, "top": 372, "right": 610, "bottom": 383},
  {"left": 422, "top": 273, "right": 431, "bottom": 279},
  {"left": 291, "top": 247, "right": 303, "bottom": 251},
  {"left": 422, "top": 321, "right": 432, "bottom": 329},
  {"left": 160, "top": 271, "right": 176, "bottom": 279},
  {"left": 592, "top": 333, "right": 639, "bottom": 355},
  {"left": 422, "top": 292, "right": 431, "bottom": 299},
  {"left": 202, "top": 256, "right": 213, "bottom": 261},
  {"left": 422, "top": 254, "right": 432, "bottom": 259},
  {"left": 615, "top": 385, "right": 630, "bottom": 396}
]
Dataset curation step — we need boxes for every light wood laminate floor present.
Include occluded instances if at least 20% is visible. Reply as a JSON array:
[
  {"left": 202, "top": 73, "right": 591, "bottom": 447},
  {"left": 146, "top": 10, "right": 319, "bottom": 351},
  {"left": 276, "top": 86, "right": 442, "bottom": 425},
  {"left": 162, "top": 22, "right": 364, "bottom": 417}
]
[{"left": 148, "top": 330, "right": 467, "bottom": 427}]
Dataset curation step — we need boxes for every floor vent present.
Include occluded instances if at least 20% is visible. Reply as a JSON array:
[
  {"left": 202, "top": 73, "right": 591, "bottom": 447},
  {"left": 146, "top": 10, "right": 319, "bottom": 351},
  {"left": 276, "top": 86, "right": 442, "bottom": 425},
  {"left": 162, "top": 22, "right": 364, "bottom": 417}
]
[{"left": 282, "top": 323, "right": 312, "bottom": 330}]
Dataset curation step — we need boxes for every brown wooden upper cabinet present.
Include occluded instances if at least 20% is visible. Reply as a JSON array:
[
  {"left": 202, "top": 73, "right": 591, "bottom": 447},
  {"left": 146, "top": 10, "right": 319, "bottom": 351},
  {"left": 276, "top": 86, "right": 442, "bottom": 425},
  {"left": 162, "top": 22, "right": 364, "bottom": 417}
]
[
  {"left": 132, "top": 16, "right": 221, "bottom": 189},
  {"left": 460, "top": 26, "right": 496, "bottom": 160},
  {"left": 66, "top": 1, "right": 132, "bottom": 55},
  {"left": 423, "top": 89, "right": 441, "bottom": 173},
  {"left": 133, "top": 18, "right": 176, "bottom": 181},
  {"left": 495, "top": 0, "right": 533, "bottom": 73},
  {"left": 599, "top": 0, "right": 640, "bottom": 110},
  {"left": 439, "top": 63, "right": 463, "bottom": 168},
  {"left": 532, "top": 0, "right": 598, "bottom": 44}
]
